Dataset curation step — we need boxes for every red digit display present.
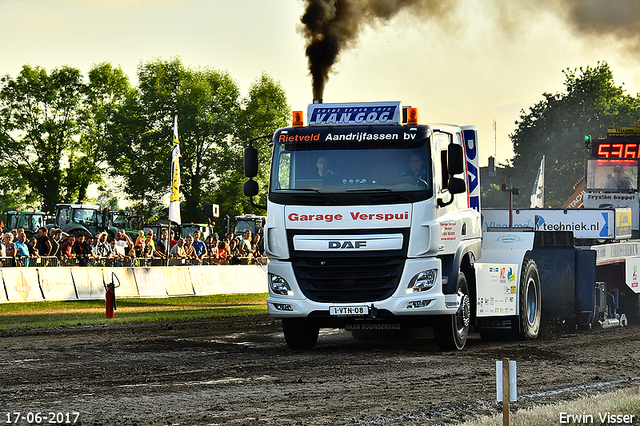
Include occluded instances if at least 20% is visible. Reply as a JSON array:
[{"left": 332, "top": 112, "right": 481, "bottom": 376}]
[{"left": 596, "top": 143, "right": 640, "bottom": 159}]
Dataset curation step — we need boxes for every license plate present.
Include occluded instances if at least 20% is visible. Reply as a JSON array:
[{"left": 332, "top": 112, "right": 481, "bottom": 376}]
[{"left": 330, "top": 305, "right": 369, "bottom": 316}]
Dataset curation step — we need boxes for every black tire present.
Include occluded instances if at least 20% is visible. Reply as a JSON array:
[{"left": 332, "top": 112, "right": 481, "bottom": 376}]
[
  {"left": 434, "top": 272, "right": 470, "bottom": 350},
  {"left": 518, "top": 257, "right": 541, "bottom": 340},
  {"left": 282, "top": 318, "right": 319, "bottom": 350}
]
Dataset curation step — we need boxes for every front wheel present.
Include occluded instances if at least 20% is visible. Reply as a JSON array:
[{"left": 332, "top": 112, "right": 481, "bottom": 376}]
[
  {"left": 434, "top": 273, "right": 470, "bottom": 350},
  {"left": 282, "top": 318, "right": 319, "bottom": 350}
]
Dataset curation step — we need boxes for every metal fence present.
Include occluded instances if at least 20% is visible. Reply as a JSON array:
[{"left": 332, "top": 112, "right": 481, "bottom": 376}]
[{"left": 0, "top": 256, "right": 268, "bottom": 268}]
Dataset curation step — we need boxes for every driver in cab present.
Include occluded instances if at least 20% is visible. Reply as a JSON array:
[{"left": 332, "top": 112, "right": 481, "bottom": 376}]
[{"left": 400, "top": 153, "right": 428, "bottom": 183}]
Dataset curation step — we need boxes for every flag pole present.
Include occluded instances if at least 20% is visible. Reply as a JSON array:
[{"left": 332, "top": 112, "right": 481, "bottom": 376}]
[{"left": 168, "top": 115, "right": 182, "bottom": 266}]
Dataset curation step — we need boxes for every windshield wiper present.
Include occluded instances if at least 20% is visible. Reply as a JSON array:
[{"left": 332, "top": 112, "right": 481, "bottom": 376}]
[{"left": 277, "top": 188, "right": 337, "bottom": 203}]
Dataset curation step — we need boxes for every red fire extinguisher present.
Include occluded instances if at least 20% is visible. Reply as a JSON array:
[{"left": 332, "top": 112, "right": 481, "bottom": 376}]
[{"left": 105, "top": 273, "right": 120, "bottom": 319}]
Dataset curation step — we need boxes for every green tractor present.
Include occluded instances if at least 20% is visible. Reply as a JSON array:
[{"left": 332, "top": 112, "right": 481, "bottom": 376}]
[
  {"left": 2, "top": 209, "right": 48, "bottom": 238},
  {"left": 52, "top": 203, "right": 142, "bottom": 240}
]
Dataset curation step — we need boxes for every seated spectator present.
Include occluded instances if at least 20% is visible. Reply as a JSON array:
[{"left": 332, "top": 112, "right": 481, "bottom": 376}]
[
  {"left": 169, "top": 231, "right": 179, "bottom": 249},
  {"left": 228, "top": 239, "right": 241, "bottom": 265},
  {"left": 205, "top": 235, "right": 218, "bottom": 263},
  {"left": 217, "top": 240, "right": 229, "bottom": 264},
  {"left": 27, "top": 237, "right": 40, "bottom": 258},
  {"left": 155, "top": 229, "right": 169, "bottom": 259},
  {"left": 134, "top": 230, "right": 145, "bottom": 257},
  {"left": 239, "top": 230, "right": 253, "bottom": 258},
  {"left": 252, "top": 234, "right": 263, "bottom": 259},
  {"left": 15, "top": 233, "right": 30, "bottom": 257},
  {"left": 114, "top": 229, "right": 134, "bottom": 258},
  {"left": 192, "top": 231, "right": 206, "bottom": 263},
  {"left": 109, "top": 240, "right": 122, "bottom": 259},
  {"left": 184, "top": 235, "right": 197, "bottom": 262},
  {"left": 74, "top": 235, "right": 91, "bottom": 265},
  {"left": 4, "top": 232, "right": 16, "bottom": 257},
  {"left": 170, "top": 238, "right": 187, "bottom": 258},
  {"left": 61, "top": 235, "right": 77, "bottom": 259},
  {"left": 95, "top": 232, "right": 114, "bottom": 259},
  {"left": 14, "top": 234, "right": 30, "bottom": 266},
  {"left": 144, "top": 230, "right": 155, "bottom": 256},
  {"left": 36, "top": 227, "right": 52, "bottom": 257},
  {"left": 50, "top": 229, "right": 63, "bottom": 259}
]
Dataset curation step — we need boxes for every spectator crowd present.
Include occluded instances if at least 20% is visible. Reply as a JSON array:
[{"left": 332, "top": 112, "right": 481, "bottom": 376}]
[{"left": 0, "top": 226, "right": 265, "bottom": 267}]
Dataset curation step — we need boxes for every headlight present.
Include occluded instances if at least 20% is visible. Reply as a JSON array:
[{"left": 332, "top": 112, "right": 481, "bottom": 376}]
[
  {"left": 406, "top": 269, "right": 438, "bottom": 293},
  {"left": 269, "top": 273, "right": 293, "bottom": 296}
]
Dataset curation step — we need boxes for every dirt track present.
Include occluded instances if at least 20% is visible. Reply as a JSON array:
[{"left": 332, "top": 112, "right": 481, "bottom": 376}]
[{"left": 1, "top": 315, "right": 639, "bottom": 425}]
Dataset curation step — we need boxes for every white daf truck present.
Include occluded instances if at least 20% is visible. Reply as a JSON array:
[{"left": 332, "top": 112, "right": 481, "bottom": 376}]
[{"left": 243, "top": 101, "right": 547, "bottom": 350}]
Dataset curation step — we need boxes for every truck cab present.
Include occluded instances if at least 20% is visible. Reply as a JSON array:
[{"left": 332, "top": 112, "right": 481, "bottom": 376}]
[{"left": 245, "top": 101, "right": 482, "bottom": 349}]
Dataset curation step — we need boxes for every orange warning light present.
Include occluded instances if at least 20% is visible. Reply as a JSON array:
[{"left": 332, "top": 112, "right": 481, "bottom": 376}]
[
  {"left": 292, "top": 111, "right": 304, "bottom": 127},
  {"left": 407, "top": 108, "right": 418, "bottom": 125}
]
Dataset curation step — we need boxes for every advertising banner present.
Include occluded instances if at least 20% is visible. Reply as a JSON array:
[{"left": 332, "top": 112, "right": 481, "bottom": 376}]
[
  {"left": 475, "top": 263, "right": 519, "bottom": 317},
  {"left": 285, "top": 205, "right": 411, "bottom": 230},
  {"left": 72, "top": 268, "right": 106, "bottom": 300},
  {"left": 39, "top": 268, "right": 76, "bottom": 301},
  {"left": 163, "top": 267, "right": 194, "bottom": 296},
  {"left": 104, "top": 268, "right": 139, "bottom": 298},
  {"left": 190, "top": 266, "right": 221, "bottom": 295},
  {"left": 133, "top": 268, "right": 166, "bottom": 298},
  {"left": 483, "top": 208, "right": 617, "bottom": 239},
  {"left": 625, "top": 257, "right": 640, "bottom": 294},
  {"left": 232, "top": 265, "right": 268, "bottom": 294},
  {"left": 3, "top": 269, "right": 44, "bottom": 302}
]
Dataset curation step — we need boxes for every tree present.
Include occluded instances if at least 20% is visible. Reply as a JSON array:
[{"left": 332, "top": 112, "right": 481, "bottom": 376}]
[
  {"left": 213, "top": 73, "right": 291, "bottom": 219},
  {"left": 73, "top": 63, "right": 133, "bottom": 203},
  {"left": 510, "top": 62, "right": 640, "bottom": 207},
  {"left": 0, "top": 64, "right": 131, "bottom": 212},
  {"left": 105, "top": 58, "right": 290, "bottom": 224},
  {"left": 0, "top": 65, "right": 84, "bottom": 211}
]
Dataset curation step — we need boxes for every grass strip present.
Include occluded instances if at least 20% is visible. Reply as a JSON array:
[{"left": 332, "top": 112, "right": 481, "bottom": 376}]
[
  {"left": 0, "top": 293, "right": 268, "bottom": 330},
  {"left": 459, "top": 386, "right": 640, "bottom": 426}
]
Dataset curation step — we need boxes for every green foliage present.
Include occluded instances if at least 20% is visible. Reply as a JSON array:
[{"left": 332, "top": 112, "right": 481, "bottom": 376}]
[
  {"left": 510, "top": 62, "right": 640, "bottom": 207},
  {"left": 0, "top": 59, "right": 289, "bottom": 220},
  {"left": 481, "top": 183, "right": 512, "bottom": 208},
  {"left": 0, "top": 64, "right": 132, "bottom": 212},
  {"left": 105, "top": 58, "right": 290, "bottom": 223}
]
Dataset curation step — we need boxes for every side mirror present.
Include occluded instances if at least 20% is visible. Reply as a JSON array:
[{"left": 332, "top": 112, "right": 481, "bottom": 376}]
[
  {"left": 447, "top": 143, "right": 465, "bottom": 175},
  {"left": 243, "top": 179, "right": 259, "bottom": 197},
  {"left": 244, "top": 144, "right": 258, "bottom": 178},
  {"left": 448, "top": 177, "right": 466, "bottom": 194}
]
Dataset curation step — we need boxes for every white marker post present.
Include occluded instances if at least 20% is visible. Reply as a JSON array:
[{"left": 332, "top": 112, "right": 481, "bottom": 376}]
[{"left": 496, "top": 358, "right": 517, "bottom": 426}]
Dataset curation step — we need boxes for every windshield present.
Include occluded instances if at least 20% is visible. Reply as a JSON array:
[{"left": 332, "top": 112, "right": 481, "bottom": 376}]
[
  {"left": 585, "top": 159, "right": 638, "bottom": 192},
  {"left": 72, "top": 208, "right": 98, "bottom": 224},
  {"left": 110, "top": 212, "right": 130, "bottom": 228},
  {"left": 269, "top": 125, "right": 432, "bottom": 205}
]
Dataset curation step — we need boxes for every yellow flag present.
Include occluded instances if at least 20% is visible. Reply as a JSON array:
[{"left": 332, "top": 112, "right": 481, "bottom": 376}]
[{"left": 168, "top": 115, "right": 181, "bottom": 224}]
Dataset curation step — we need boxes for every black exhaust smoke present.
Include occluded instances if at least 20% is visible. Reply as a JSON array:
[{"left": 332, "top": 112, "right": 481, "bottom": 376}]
[
  {"left": 299, "top": 0, "right": 455, "bottom": 100},
  {"left": 299, "top": 0, "right": 640, "bottom": 101}
]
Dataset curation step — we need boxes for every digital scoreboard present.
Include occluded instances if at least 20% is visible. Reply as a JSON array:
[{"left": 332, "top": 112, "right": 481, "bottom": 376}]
[{"left": 592, "top": 126, "right": 640, "bottom": 159}]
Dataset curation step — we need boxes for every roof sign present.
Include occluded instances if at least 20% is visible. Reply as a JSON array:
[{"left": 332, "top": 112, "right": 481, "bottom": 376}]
[
  {"left": 607, "top": 126, "right": 640, "bottom": 137},
  {"left": 307, "top": 102, "right": 401, "bottom": 127}
]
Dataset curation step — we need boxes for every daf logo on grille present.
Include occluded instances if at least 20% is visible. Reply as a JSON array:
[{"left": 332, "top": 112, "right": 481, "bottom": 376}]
[{"left": 328, "top": 240, "right": 367, "bottom": 249}]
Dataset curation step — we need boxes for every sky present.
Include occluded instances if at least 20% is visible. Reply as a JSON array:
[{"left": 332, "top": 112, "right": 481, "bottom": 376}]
[{"left": 2, "top": 0, "right": 640, "bottom": 167}]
